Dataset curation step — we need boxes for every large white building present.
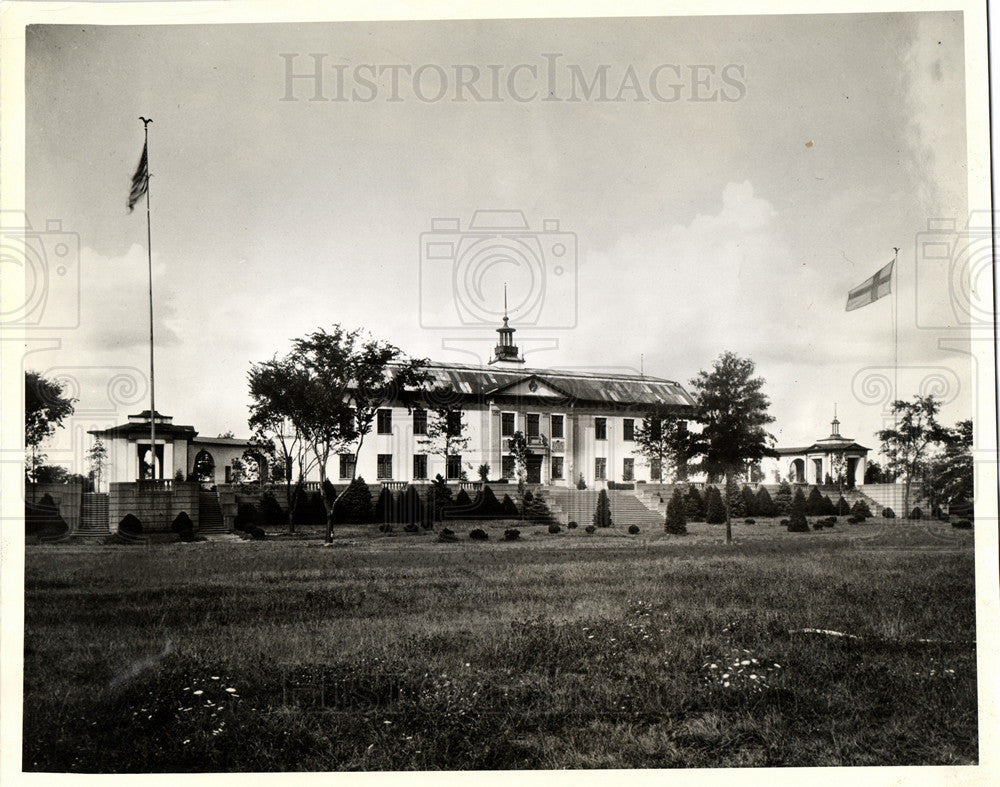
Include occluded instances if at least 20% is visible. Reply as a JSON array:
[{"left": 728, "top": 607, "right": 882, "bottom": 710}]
[{"left": 343, "top": 315, "right": 697, "bottom": 487}]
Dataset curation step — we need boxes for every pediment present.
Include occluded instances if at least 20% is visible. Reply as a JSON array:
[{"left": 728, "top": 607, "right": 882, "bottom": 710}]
[{"left": 487, "top": 375, "right": 572, "bottom": 399}]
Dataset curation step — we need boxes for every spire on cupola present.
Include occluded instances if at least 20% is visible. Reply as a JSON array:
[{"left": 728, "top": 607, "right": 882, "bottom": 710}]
[
  {"left": 490, "top": 284, "right": 525, "bottom": 365},
  {"left": 830, "top": 403, "right": 841, "bottom": 438}
]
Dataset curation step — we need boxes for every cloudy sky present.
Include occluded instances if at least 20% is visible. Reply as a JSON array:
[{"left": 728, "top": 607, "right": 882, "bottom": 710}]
[{"left": 21, "top": 11, "right": 980, "bottom": 471}]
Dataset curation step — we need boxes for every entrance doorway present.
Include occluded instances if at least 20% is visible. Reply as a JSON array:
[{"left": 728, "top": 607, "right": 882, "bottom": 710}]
[{"left": 526, "top": 455, "right": 542, "bottom": 484}]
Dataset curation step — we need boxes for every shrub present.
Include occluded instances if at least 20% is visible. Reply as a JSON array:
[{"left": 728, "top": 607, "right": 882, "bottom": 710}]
[
  {"left": 744, "top": 518, "right": 756, "bottom": 525},
  {"left": 825, "top": 517, "right": 837, "bottom": 528},
  {"left": 567, "top": 520, "right": 578, "bottom": 529},
  {"left": 469, "top": 528, "right": 488, "bottom": 541},
  {"left": 821, "top": 494, "right": 837, "bottom": 516},
  {"left": 754, "top": 486, "right": 775, "bottom": 517},
  {"left": 547, "top": 523, "right": 561, "bottom": 534},
  {"left": 787, "top": 488, "right": 809, "bottom": 532},
  {"left": 500, "top": 493, "right": 520, "bottom": 518},
  {"left": 805, "top": 487, "right": 826, "bottom": 516},
  {"left": 234, "top": 503, "right": 259, "bottom": 530},
  {"left": 813, "top": 520, "right": 825, "bottom": 530},
  {"left": 438, "top": 527, "right": 458, "bottom": 542},
  {"left": 627, "top": 524, "right": 640, "bottom": 534},
  {"left": 664, "top": 488, "right": 687, "bottom": 535},
  {"left": 260, "top": 492, "right": 287, "bottom": 526},
  {"left": 377, "top": 523, "right": 394, "bottom": 534},
  {"left": 333, "top": 476, "right": 374, "bottom": 523},
  {"left": 375, "top": 487, "right": 396, "bottom": 524},
  {"left": 780, "top": 519, "right": 789, "bottom": 527},
  {"left": 524, "top": 492, "right": 556, "bottom": 525},
  {"left": 321, "top": 478, "right": 337, "bottom": 508},
  {"left": 247, "top": 525, "right": 266, "bottom": 540},
  {"left": 883, "top": 507, "right": 896, "bottom": 519},
  {"left": 576, "top": 474, "right": 587, "bottom": 490},
  {"left": 685, "top": 486, "right": 705, "bottom": 520},
  {"left": 503, "top": 528, "right": 520, "bottom": 541},
  {"left": 475, "top": 485, "right": 503, "bottom": 517},
  {"left": 608, "top": 481, "right": 635, "bottom": 490},
  {"left": 741, "top": 485, "right": 758, "bottom": 517},
  {"left": 585, "top": 525, "right": 597, "bottom": 534},
  {"left": 908, "top": 507, "right": 923, "bottom": 520},
  {"left": 398, "top": 486, "right": 425, "bottom": 525},
  {"left": 847, "top": 515, "right": 863, "bottom": 524},
  {"left": 851, "top": 499, "right": 873, "bottom": 520},
  {"left": 427, "top": 475, "right": 454, "bottom": 522},
  {"left": 726, "top": 478, "right": 747, "bottom": 518},
  {"left": 25, "top": 495, "right": 69, "bottom": 541},
  {"left": 308, "top": 491, "right": 327, "bottom": 524},
  {"left": 835, "top": 496, "right": 852, "bottom": 516},
  {"left": 704, "top": 486, "right": 727, "bottom": 524},
  {"left": 774, "top": 481, "right": 793, "bottom": 514},
  {"left": 593, "top": 489, "right": 613, "bottom": 528},
  {"left": 952, "top": 519, "right": 973, "bottom": 529},
  {"left": 171, "top": 511, "right": 196, "bottom": 541},
  {"left": 403, "top": 523, "right": 419, "bottom": 533},
  {"left": 290, "top": 485, "right": 312, "bottom": 525},
  {"left": 453, "top": 488, "right": 474, "bottom": 513},
  {"left": 117, "top": 514, "right": 144, "bottom": 540}
]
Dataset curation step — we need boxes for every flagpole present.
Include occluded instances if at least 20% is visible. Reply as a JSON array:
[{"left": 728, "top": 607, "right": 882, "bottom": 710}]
[
  {"left": 892, "top": 246, "right": 899, "bottom": 438},
  {"left": 142, "top": 117, "right": 156, "bottom": 481}
]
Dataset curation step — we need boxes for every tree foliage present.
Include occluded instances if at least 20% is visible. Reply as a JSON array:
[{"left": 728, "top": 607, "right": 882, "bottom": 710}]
[
  {"left": 689, "top": 352, "right": 777, "bottom": 542},
  {"left": 876, "top": 395, "right": 950, "bottom": 516},
  {"left": 664, "top": 488, "right": 687, "bottom": 534},
  {"left": 25, "top": 371, "right": 76, "bottom": 483},
  {"left": 419, "top": 385, "right": 471, "bottom": 474},
  {"left": 593, "top": 489, "right": 613, "bottom": 528},
  {"left": 633, "top": 404, "right": 697, "bottom": 481},
  {"left": 926, "top": 419, "right": 973, "bottom": 508}
]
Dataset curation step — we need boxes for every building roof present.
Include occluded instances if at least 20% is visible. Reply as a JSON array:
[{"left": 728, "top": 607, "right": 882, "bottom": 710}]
[
  {"left": 408, "top": 361, "right": 696, "bottom": 410},
  {"left": 776, "top": 440, "right": 870, "bottom": 455}
]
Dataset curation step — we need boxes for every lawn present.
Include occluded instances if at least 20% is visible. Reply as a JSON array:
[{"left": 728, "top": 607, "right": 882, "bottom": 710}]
[{"left": 22, "top": 518, "right": 977, "bottom": 771}]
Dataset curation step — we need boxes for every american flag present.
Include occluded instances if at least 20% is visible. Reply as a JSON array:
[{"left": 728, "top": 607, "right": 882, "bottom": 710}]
[
  {"left": 127, "top": 142, "right": 148, "bottom": 213},
  {"left": 845, "top": 260, "right": 894, "bottom": 312}
]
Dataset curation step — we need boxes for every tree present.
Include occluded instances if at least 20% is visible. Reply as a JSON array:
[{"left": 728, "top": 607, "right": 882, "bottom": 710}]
[
  {"left": 926, "top": 419, "right": 973, "bottom": 511},
  {"left": 704, "top": 486, "right": 727, "bottom": 524},
  {"left": 876, "top": 395, "right": 950, "bottom": 518},
  {"left": 774, "top": 480, "right": 793, "bottom": 514},
  {"left": 427, "top": 474, "right": 453, "bottom": 523},
  {"left": 664, "top": 488, "right": 687, "bottom": 534},
  {"left": 332, "top": 476, "right": 374, "bottom": 524},
  {"left": 684, "top": 486, "right": 705, "bottom": 521},
  {"left": 593, "top": 489, "right": 613, "bottom": 528},
  {"left": 787, "top": 488, "right": 809, "bottom": 532},
  {"left": 633, "top": 405, "right": 697, "bottom": 481},
  {"left": 249, "top": 325, "right": 426, "bottom": 538},
  {"left": 506, "top": 431, "right": 532, "bottom": 493},
  {"left": 86, "top": 438, "right": 108, "bottom": 493},
  {"left": 689, "top": 352, "right": 778, "bottom": 543},
  {"left": 755, "top": 486, "right": 776, "bottom": 517},
  {"left": 25, "top": 371, "right": 76, "bottom": 487},
  {"left": 419, "top": 385, "right": 471, "bottom": 480}
]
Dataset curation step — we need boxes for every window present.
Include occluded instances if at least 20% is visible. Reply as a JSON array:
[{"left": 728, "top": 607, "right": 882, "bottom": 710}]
[
  {"left": 339, "top": 454, "right": 356, "bottom": 480},
  {"left": 224, "top": 465, "right": 232, "bottom": 483},
  {"left": 551, "top": 414, "right": 564, "bottom": 439},
  {"left": 412, "top": 454, "right": 428, "bottom": 480},
  {"left": 650, "top": 458, "right": 662, "bottom": 481},
  {"left": 412, "top": 408, "right": 427, "bottom": 435},
  {"left": 649, "top": 419, "right": 662, "bottom": 441},
  {"left": 501, "top": 455, "right": 515, "bottom": 479},
  {"left": 377, "top": 454, "right": 393, "bottom": 480},
  {"left": 623, "top": 418, "right": 635, "bottom": 441},
  {"left": 446, "top": 410, "right": 462, "bottom": 436},
  {"left": 501, "top": 412, "right": 515, "bottom": 437},
  {"left": 377, "top": 408, "right": 392, "bottom": 434},
  {"left": 527, "top": 413, "right": 540, "bottom": 440},
  {"left": 623, "top": 458, "right": 634, "bottom": 482},
  {"left": 595, "top": 457, "right": 607, "bottom": 480},
  {"left": 446, "top": 454, "right": 462, "bottom": 480},
  {"left": 551, "top": 456, "right": 564, "bottom": 479},
  {"left": 595, "top": 417, "right": 607, "bottom": 441}
]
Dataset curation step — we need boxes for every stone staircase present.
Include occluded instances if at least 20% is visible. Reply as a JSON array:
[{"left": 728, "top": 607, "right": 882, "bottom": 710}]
[
  {"left": 198, "top": 489, "right": 230, "bottom": 534},
  {"left": 72, "top": 493, "right": 110, "bottom": 540},
  {"left": 543, "top": 488, "right": 664, "bottom": 529}
]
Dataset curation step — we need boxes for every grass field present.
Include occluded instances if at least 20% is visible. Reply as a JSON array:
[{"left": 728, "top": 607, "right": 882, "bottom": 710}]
[{"left": 22, "top": 517, "right": 977, "bottom": 771}]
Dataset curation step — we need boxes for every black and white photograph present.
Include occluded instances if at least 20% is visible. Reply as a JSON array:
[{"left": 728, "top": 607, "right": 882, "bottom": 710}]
[{"left": 1, "top": 0, "right": 997, "bottom": 781}]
